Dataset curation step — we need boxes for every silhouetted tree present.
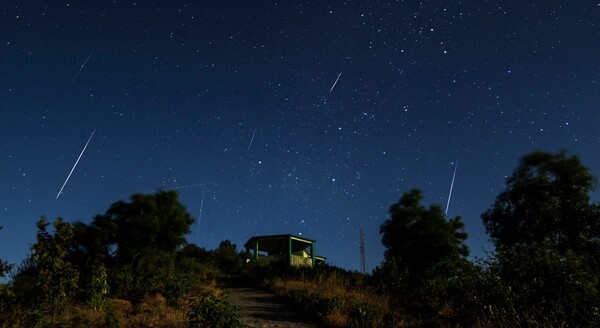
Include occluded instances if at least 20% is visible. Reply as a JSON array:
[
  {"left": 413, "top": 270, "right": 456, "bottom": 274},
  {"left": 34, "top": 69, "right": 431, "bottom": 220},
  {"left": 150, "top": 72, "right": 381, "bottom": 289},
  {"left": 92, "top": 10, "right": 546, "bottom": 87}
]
[
  {"left": 378, "top": 189, "right": 472, "bottom": 319},
  {"left": 380, "top": 189, "right": 469, "bottom": 277},
  {"left": 68, "top": 190, "right": 195, "bottom": 300},
  {"left": 98, "top": 190, "right": 195, "bottom": 298},
  {"left": 179, "top": 243, "right": 210, "bottom": 263},
  {"left": 105, "top": 190, "right": 195, "bottom": 265},
  {"left": 0, "top": 226, "right": 13, "bottom": 279},
  {"left": 31, "top": 218, "right": 79, "bottom": 316},
  {"left": 212, "top": 240, "right": 243, "bottom": 274},
  {"left": 482, "top": 150, "right": 600, "bottom": 325}
]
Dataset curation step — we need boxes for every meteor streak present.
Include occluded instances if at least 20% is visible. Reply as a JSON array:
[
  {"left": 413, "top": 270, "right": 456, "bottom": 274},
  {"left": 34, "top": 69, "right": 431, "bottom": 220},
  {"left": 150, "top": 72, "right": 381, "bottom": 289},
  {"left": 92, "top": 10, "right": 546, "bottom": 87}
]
[
  {"left": 197, "top": 184, "right": 206, "bottom": 239},
  {"left": 445, "top": 159, "right": 458, "bottom": 215},
  {"left": 329, "top": 71, "right": 342, "bottom": 92},
  {"left": 72, "top": 48, "right": 95, "bottom": 83},
  {"left": 56, "top": 129, "right": 96, "bottom": 199},
  {"left": 247, "top": 128, "right": 257, "bottom": 151}
]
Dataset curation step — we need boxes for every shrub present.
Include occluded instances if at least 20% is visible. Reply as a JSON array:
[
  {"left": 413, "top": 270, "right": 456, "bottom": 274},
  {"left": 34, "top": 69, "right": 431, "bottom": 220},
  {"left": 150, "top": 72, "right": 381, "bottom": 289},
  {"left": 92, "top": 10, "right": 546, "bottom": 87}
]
[
  {"left": 104, "top": 300, "right": 123, "bottom": 328},
  {"left": 187, "top": 293, "right": 241, "bottom": 328},
  {"left": 347, "top": 301, "right": 384, "bottom": 328},
  {"left": 31, "top": 218, "right": 79, "bottom": 314}
]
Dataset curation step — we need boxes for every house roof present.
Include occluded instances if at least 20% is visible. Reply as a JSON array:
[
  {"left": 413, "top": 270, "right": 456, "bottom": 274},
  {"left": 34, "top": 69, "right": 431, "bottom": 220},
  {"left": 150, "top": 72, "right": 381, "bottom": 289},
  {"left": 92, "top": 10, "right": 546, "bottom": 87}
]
[
  {"left": 244, "top": 234, "right": 316, "bottom": 252},
  {"left": 244, "top": 234, "right": 315, "bottom": 246}
]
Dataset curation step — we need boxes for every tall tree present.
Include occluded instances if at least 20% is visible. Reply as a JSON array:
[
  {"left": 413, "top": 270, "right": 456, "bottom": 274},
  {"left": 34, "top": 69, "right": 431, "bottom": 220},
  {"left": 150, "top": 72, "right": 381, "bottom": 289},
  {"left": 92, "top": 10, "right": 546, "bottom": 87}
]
[
  {"left": 98, "top": 190, "right": 195, "bottom": 297},
  {"left": 482, "top": 150, "right": 600, "bottom": 324},
  {"left": 31, "top": 218, "right": 79, "bottom": 315},
  {"left": 212, "top": 240, "right": 242, "bottom": 274},
  {"left": 380, "top": 189, "right": 469, "bottom": 277},
  {"left": 104, "top": 190, "right": 195, "bottom": 265},
  {"left": 483, "top": 150, "right": 599, "bottom": 253}
]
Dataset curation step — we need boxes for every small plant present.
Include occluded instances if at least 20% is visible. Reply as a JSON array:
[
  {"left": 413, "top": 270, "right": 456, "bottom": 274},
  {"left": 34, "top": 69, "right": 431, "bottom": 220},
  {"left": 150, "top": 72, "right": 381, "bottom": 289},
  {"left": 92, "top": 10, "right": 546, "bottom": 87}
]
[
  {"left": 104, "top": 300, "right": 123, "bottom": 328},
  {"left": 88, "top": 263, "right": 109, "bottom": 309},
  {"left": 347, "top": 302, "right": 384, "bottom": 328},
  {"left": 187, "top": 293, "right": 241, "bottom": 328}
]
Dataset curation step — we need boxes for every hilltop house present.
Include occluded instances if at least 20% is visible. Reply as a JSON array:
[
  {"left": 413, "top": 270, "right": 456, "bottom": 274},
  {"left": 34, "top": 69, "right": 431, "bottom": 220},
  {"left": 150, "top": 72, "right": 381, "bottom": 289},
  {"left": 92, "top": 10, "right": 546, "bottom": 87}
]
[{"left": 244, "top": 234, "right": 326, "bottom": 268}]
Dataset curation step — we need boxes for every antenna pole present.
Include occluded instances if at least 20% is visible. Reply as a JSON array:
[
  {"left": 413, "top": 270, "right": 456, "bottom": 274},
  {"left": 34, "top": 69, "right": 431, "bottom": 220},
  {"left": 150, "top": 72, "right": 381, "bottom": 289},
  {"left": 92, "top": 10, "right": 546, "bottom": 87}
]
[{"left": 359, "top": 228, "right": 367, "bottom": 274}]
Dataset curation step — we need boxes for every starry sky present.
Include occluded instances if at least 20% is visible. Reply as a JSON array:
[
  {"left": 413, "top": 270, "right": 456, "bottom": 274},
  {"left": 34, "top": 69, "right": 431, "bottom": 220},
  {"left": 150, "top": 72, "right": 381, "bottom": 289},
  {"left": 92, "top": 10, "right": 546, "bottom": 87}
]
[{"left": 2, "top": 1, "right": 600, "bottom": 272}]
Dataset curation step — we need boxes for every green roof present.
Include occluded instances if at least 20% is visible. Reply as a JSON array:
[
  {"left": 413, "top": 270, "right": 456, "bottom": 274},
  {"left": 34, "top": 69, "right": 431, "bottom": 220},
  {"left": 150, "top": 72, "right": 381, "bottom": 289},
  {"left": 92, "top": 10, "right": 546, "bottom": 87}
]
[
  {"left": 244, "top": 234, "right": 317, "bottom": 253},
  {"left": 244, "top": 234, "right": 315, "bottom": 247}
]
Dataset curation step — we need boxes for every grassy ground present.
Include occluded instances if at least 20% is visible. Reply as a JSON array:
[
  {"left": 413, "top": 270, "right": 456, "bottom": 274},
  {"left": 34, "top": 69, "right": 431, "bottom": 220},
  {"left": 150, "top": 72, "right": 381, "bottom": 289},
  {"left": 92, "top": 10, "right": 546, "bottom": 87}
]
[
  {"left": 243, "top": 263, "right": 406, "bottom": 327},
  {"left": 0, "top": 277, "right": 230, "bottom": 328}
]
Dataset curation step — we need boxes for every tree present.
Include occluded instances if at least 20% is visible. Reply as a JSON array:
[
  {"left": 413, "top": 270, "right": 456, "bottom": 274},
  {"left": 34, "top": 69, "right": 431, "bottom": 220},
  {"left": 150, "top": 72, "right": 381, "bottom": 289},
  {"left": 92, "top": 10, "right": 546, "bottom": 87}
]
[
  {"left": 380, "top": 189, "right": 469, "bottom": 278},
  {"left": 90, "top": 190, "right": 195, "bottom": 298},
  {"left": 212, "top": 240, "right": 242, "bottom": 274},
  {"left": 31, "top": 218, "right": 79, "bottom": 316},
  {"left": 483, "top": 150, "right": 599, "bottom": 252},
  {"left": 0, "top": 226, "right": 13, "bottom": 279},
  {"left": 70, "top": 218, "right": 113, "bottom": 308},
  {"left": 379, "top": 189, "right": 472, "bottom": 319},
  {"left": 482, "top": 150, "right": 600, "bottom": 325},
  {"left": 0, "top": 225, "right": 15, "bottom": 309},
  {"left": 104, "top": 190, "right": 195, "bottom": 265}
]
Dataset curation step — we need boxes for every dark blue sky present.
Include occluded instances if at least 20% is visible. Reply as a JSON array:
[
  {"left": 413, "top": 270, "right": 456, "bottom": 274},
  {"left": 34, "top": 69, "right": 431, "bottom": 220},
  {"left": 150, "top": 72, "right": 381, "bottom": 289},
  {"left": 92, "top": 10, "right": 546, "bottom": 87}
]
[{"left": 2, "top": 1, "right": 599, "bottom": 271}]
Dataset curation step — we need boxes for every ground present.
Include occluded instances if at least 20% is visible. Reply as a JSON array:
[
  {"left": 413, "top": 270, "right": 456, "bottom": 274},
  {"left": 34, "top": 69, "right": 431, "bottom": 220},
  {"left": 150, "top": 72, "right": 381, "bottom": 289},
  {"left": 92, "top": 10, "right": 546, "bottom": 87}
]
[{"left": 222, "top": 276, "right": 320, "bottom": 328}]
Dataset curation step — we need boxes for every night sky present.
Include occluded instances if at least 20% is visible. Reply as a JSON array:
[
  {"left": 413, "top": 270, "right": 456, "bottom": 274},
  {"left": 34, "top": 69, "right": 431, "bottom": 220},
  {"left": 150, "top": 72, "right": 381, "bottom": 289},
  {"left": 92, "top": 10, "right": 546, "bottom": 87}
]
[{"left": 2, "top": 1, "right": 600, "bottom": 272}]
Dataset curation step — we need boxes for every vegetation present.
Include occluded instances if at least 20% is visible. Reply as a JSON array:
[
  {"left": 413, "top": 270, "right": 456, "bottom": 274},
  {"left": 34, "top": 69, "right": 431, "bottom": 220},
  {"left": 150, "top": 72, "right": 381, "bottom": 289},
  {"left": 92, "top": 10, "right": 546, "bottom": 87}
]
[
  {"left": 481, "top": 150, "right": 600, "bottom": 325},
  {"left": 0, "top": 227, "right": 12, "bottom": 280},
  {"left": 1, "top": 150, "right": 598, "bottom": 327},
  {"left": 0, "top": 190, "right": 240, "bottom": 328},
  {"left": 242, "top": 150, "right": 599, "bottom": 327},
  {"left": 187, "top": 293, "right": 241, "bottom": 328},
  {"left": 378, "top": 188, "right": 473, "bottom": 318}
]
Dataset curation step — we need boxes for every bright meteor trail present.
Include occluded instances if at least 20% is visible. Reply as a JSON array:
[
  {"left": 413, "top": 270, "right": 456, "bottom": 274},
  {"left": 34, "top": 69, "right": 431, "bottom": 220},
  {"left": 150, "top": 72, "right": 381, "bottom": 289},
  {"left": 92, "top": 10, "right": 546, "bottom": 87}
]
[
  {"left": 445, "top": 159, "right": 458, "bottom": 215},
  {"left": 56, "top": 129, "right": 96, "bottom": 199},
  {"left": 72, "top": 48, "right": 95, "bottom": 83},
  {"left": 247, "top": 128, "right": 257, "bottom": 151},
  {"left": 329, "top": 72, "right": 342, "bottom": 92}
]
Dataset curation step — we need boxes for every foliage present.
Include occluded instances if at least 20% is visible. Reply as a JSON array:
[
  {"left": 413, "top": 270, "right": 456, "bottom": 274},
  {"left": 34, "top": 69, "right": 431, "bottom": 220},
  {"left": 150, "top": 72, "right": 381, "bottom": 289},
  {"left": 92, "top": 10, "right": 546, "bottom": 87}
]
[
  {"left": 87, "top": 263, "right": 109, "bottom": 309},
  {"left": 245, "top": 261, "right": 390, "bottom": 327},
  {"left": 0, "top": 226, "right": 15, "bottom": 313},
  {"left": 347, "top": 301, "right": 385, "bottom": 328},
  {"left": 482, "top": 150, "right": 600, "bottom": 325},
  {"left": 69, "top": 190, "right": 197, "bottom": 301},
  {"left": 286, "top": 289, "right": 346, "bottom": 318},
  {"left": 0, "top": 226, "right": 13, "bottom": 280},
  {"left": 104, "top": 190, "right": 195, "bottom": 265},
  {"left": 378, "top": 188, "right": 474, "bottom": 320},
  {"left": 0, "top": 192, "right": 243, "bottom": 328},
  {"left": 211, "top": 240, "right": 243, "bottom": 274},
  {"left": 380, "top": 189, "right": 469, "bottom": 278},
  {"left": 164, "top": 254, "right": 216, "bottom": 306},
  {"left": 179, "top": 243, "right": 210, "bottom": 263},
  {"left": 370, "top": 257, "right": 405, "bottom": 295},
  {"left": 187, "top": 293, "right": 241, "bottom": 328},
  {"left": 483, "top": 150, "right": 599, "bottom": 251},
  {"left": 31, "top": 217, "right": 79, "bottom": 315},
  {"left": 372, "top": 188, "right": 561, "bottom": 326}
]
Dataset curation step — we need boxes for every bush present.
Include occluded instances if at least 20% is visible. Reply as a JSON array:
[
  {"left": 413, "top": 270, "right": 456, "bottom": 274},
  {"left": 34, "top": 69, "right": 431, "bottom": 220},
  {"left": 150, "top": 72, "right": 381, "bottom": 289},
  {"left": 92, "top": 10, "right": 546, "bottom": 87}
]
[
  {"left": 104, "top": 300, "right": 123, "bottom": 328},
  {"left": 187, "top": 293, "right": 241, "bottom": 328},
  {"left": 347, "top": 302, "right": 384, "bottom": 328}
]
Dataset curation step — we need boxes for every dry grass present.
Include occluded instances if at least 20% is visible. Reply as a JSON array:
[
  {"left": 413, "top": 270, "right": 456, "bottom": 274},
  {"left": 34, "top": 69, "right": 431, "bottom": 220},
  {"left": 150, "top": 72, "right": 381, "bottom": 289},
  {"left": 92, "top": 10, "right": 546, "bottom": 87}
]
[
  {"left": 125, "top": 294, "right": 186, "bottom": 328},
  {"left": 268, "top": 271, "right": 390, "bottom": 328},
  {"left": 8, "top": 278, "right": 223, "bottom": 328},
  {"left": 123, "top": 278, "right": 223, "bottom": 328},
  {"left": 323, "top": 310, "right": 348, "bottom": 327},
  {"left": 271, "top": 273, "right": 386, "bottom": 307}
]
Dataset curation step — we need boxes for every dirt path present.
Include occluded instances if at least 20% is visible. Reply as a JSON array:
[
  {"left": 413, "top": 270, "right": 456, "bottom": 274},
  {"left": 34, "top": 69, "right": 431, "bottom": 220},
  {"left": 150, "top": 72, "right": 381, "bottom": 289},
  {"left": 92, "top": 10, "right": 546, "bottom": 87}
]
[{"left": 221, "top": 276, "right": 321, "bottom": 328}]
